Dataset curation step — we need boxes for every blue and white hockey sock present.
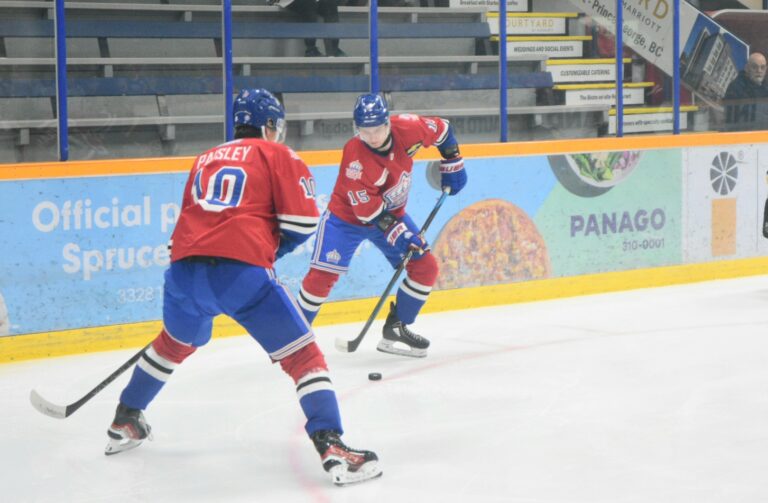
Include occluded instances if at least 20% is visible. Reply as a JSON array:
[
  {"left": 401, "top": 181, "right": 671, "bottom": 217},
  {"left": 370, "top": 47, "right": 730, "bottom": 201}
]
[
  {"left": 296, "top": 370, "right": 343, "bottom": 435},
  {"left": 395, "top": 277, "right": 433, "bottom": 325},
  {"left": 119, "top": 345, "right": 180, "bottom": 410},
  {"left": 298, "top": 287, "right": 327, "bottom": 325}
]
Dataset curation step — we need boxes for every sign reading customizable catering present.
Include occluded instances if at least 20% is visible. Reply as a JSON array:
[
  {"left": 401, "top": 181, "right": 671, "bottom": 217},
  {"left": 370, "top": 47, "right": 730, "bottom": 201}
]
[{"left": 548, "top": 62, "right": 621, "bottom": 83}]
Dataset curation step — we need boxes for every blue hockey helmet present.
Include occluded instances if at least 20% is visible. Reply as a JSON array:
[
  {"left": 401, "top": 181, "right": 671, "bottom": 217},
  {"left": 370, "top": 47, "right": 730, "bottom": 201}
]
[
  {"left": 353, "top": 93, "right": 389, "bottom": 128},
  {"left": 233, "top": 88, "right": 286, "bottom": 142}
]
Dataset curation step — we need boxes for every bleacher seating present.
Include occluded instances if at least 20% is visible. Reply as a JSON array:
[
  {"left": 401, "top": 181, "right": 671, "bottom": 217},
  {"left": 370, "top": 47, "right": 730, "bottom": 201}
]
[{"left": 0, "top": 0, "right": 629, "bottom": 161}]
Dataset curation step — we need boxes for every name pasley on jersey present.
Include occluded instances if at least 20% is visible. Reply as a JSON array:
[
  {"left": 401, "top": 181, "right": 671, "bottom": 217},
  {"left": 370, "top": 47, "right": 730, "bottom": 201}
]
[
  {"left": 170, "top": 138, "right": 319, "bottom": 267},
  {"left": 329, "top": 114, "right": 449, "bottom": 226}
]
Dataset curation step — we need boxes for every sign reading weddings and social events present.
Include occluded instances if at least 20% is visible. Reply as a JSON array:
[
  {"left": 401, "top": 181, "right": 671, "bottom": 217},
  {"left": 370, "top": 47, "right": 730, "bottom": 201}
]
[{"left": 2, "top": 143, "right": 767, "bottom": 337}]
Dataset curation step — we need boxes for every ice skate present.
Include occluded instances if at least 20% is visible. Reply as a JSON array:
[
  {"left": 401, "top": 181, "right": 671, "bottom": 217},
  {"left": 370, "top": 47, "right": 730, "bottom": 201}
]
[
  {"left": 377, "top": 302, "right": 430, "bottom": 358},
  {"left": 105, "top": 403, "right": 153, "bottom": 456},
  {"left": 311, "top": 430, "right": 382, "bottom": 486}
]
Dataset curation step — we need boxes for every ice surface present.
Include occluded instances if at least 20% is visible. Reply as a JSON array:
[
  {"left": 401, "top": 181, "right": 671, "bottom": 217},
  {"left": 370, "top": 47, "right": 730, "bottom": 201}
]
[{"left": 3, "top": 276, "right": 768, "bottom": 502}]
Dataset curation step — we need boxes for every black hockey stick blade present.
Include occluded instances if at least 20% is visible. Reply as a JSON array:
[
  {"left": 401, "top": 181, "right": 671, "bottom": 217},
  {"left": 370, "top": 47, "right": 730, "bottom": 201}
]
[
  {"left": 29, "top": 344, "right": 149, "bottom": 419},
  {"left": 335, "top": 188, "right": 450, "bottom": 353}
]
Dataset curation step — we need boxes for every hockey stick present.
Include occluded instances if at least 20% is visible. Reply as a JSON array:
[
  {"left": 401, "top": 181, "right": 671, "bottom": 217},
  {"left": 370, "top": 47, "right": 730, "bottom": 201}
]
[
  {"left": 335, "top": 188, "right": 450, "bottom": 353},
  {"left": 30, "top": 344, "right": 150, "bottom": 419}
]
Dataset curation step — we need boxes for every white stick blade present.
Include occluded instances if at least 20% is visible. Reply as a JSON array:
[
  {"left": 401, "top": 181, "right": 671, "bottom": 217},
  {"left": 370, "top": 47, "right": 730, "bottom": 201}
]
[
  {"left": 30, "top": 389, "right": 67, "bottom": 419},
  {"left": 425, "top": 160, "right": 442, "bottom": 191},
  {"left": 334, "top": 337, "right": 351, "bottom": 353}
]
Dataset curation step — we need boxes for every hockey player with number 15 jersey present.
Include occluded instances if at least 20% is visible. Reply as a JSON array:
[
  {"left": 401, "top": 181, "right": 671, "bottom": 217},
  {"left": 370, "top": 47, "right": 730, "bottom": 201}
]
[{"left": 297, "top": 93, "right": 468, "bottom": 357}]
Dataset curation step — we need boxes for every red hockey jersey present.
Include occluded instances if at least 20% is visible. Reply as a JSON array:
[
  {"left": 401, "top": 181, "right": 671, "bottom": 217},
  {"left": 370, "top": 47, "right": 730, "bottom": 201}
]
[
  {"left": 170, "top": 138, "right": 319, "bottom": 267},
  {"left": 328, "top": 114, "right": 450, "bottom": 225}
]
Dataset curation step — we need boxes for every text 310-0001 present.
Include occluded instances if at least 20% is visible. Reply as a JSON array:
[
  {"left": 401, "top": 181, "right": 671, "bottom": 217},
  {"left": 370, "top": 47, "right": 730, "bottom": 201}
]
[{"left": 622, "top": 238, "right": 664, "bottom": 252}]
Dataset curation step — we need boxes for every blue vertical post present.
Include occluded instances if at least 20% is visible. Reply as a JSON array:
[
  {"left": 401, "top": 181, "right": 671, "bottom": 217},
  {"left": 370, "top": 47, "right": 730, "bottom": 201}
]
[
  {"left": 223, "top": 0, "right": 234, "bottom": 141},
  {"left": 499, "top": 0, "right": 508, "bottom": 142},
  {"left": 54, "top": 0, "right": 69, "bottom": 161},
  {"left": 615, "top": 0, "right": 623, "bottom": 137},
  {"left": 673, "top": 0, "right": 680, "bottom": 134},
  {"left": 370, "top": 0, "right": 379, "bottom": 93}
]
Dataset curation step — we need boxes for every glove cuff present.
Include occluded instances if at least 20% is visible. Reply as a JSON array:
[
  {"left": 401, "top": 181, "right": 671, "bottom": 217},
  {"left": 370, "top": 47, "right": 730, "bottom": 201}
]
[
  {"left": 440, "top": 156, "right": 464, "bottom": 173},
  {"left": 385, "top": 221, "right": 409, "bottom": 246}
]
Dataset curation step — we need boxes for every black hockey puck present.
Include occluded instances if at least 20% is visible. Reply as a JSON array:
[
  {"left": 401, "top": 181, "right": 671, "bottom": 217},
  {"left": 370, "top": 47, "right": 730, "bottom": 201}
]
[{"left": 368, "top": 372, "right": 382, "bottom": 381}]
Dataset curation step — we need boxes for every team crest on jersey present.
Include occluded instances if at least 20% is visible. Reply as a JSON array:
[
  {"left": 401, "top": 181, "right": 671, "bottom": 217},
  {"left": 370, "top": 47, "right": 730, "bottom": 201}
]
[
  {"left": 406, "top": 142, "right": 423, "bottom": 157},
  {"left": 346, "top": 161, "right": 363, "bottom": 180},
  {"left": 383, "top": 171, "right": 412, "bottom": 210},
  {"left": 325, "top": 249, "right": 341, "bottom": 264}
]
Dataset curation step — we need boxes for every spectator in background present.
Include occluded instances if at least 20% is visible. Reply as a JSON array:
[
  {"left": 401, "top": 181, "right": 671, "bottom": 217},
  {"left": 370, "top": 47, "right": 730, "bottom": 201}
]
[
  {"left": 724, "top": 52, "right": 768, "bottom": 100},
  {"left": 272, "top": 0, "right": 346, "bottom": 57},
  {"left": 722, "top": 52, "right": 768, "bottom": 131}
]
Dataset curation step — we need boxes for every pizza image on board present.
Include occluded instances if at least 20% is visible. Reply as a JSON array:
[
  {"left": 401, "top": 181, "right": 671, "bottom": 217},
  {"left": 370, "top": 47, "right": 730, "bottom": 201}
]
[{"left": 432, "top": 199, "right": 551, "bottom": 290}]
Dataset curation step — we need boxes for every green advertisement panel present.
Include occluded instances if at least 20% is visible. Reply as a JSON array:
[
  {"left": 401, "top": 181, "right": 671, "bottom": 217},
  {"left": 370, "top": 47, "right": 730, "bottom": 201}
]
[
  {"left": 431, "top": 149, "right": 683, "bottom": 290},
  {"left": 537, "top": 149, "right": 683, "bottom": 277}
]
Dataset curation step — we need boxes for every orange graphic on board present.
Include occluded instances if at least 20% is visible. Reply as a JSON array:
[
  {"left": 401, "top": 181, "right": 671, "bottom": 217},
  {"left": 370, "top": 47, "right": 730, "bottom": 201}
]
[{"left": 711, "top": 198, "right": 736, "bottom": 256}]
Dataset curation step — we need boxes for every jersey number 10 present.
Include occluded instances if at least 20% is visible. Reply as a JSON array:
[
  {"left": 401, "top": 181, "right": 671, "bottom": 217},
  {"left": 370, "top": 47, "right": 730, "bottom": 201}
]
[{"left": 192, "top": 166, "right": 247, "bottom": 212}]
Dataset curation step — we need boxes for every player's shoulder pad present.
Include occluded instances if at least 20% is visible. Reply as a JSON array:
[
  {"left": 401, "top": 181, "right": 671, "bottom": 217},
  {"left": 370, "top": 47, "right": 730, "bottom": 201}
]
[
  {"left": 258, "top": 139, "right": 303, "bottom": 162},
  {"left": 284, "top": 146, "right": 302, "bottom": 161},
  {"left": 391, "top": 113, "right": 420, "bottom": 122}
]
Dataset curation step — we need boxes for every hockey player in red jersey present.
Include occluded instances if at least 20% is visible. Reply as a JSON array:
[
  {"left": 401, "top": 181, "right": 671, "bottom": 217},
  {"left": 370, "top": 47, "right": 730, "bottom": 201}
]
[
  {"left": 297, "top": 93, "right": 467, "bottom": 357},
  {"left": 105, "top": 89, "right": 381, "bottom": 486}
]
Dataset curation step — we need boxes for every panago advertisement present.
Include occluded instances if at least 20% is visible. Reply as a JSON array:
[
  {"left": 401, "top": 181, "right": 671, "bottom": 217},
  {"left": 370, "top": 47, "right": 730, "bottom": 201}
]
[
  {"left": 429, "top": 150, "right": 681, "bottom": 289},
  {"left": 1, "top": 149, "right": 683, "bottom": 337}
]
